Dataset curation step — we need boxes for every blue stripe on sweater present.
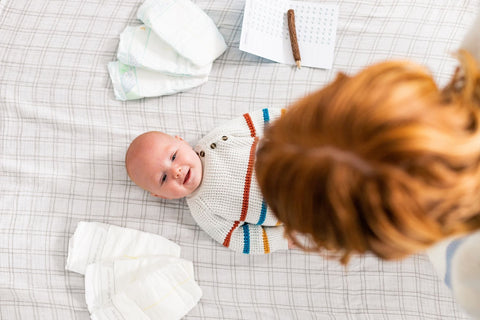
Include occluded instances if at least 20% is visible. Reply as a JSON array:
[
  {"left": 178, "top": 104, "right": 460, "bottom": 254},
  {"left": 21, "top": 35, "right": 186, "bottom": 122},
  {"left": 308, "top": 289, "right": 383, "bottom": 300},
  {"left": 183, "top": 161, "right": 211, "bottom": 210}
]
[
  {"left": 444, "top": 237, "right": 466, "bottom": 288},
  {"left": 262, "top": 108, "right": 270, "bottom": 124},
  {"left": 242, "top": 224, "right": 250, "bottom": 254},
  {"left": 259, "top": 109, "right": 270, "bottom": 228},
  {"left": 257, "top": 200, "right": 267, "bottom": 225}
]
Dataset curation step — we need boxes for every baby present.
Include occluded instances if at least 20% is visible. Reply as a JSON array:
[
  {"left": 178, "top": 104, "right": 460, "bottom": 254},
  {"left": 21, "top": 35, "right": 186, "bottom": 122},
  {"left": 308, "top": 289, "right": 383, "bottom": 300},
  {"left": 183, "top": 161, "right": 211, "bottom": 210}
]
[{"left": 126, "top": 108, "right": 290, "bottom": 254}]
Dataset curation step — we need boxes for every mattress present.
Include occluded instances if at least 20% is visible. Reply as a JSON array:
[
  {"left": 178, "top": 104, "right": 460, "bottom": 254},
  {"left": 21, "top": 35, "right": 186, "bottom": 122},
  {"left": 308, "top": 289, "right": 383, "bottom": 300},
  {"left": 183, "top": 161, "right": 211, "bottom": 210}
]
[{"left": 0, "top": 0, "right": 477, "bottom": 318}]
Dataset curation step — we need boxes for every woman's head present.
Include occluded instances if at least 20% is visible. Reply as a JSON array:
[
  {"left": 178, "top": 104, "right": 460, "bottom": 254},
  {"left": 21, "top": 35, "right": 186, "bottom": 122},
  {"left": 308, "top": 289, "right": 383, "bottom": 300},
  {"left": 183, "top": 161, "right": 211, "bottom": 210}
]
[{"left": 256, "top": 50, "right": 480, "bottom": 264}]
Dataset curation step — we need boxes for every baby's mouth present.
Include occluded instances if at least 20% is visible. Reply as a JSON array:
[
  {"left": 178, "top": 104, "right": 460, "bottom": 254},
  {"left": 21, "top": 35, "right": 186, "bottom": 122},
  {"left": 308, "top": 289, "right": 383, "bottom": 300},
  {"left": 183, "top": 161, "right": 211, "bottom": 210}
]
[{"left": 183, "top": 169, "right": 191, "bottom": 184}]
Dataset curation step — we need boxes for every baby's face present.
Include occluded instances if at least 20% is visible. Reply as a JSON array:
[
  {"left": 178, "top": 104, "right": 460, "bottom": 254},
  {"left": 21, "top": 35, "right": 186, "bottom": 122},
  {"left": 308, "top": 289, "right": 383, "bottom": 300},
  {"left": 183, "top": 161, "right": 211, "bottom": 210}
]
[{"left": 127, "top": 133, "right": 203, "bottom": 199}]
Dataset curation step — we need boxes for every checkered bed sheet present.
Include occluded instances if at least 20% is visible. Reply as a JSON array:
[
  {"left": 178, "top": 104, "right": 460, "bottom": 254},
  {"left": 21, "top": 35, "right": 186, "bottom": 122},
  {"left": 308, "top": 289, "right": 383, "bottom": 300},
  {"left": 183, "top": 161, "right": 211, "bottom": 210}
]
[{"left": 0, "top": 0, "right": 477, "bottom": 319}]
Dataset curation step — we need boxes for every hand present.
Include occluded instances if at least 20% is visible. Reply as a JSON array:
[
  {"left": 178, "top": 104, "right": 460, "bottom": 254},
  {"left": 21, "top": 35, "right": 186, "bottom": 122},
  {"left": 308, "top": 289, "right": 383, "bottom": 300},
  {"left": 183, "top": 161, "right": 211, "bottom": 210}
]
[{"left": 288, "top": 238, "right": 296, "bottom": 249}]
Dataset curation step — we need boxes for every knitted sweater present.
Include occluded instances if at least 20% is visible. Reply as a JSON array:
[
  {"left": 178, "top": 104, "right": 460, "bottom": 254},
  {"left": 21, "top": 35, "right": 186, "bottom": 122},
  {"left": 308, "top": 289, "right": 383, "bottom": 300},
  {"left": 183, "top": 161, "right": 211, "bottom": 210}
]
[{"left": 186, "top": 108, "right": 289, "bottom": 254}]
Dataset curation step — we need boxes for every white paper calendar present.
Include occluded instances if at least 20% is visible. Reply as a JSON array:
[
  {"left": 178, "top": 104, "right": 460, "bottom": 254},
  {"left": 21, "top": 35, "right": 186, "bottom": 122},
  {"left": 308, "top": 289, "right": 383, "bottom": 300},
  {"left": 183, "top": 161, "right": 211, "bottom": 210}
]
[{"left": 239, "top": 0, "right": 338, "bottom": 69}]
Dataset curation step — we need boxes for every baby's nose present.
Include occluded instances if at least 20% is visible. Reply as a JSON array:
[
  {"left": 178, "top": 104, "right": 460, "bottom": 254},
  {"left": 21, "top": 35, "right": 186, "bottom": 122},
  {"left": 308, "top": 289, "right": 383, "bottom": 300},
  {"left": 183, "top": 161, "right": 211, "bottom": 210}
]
[{"left": 174, "top": 166, "right": 182, "bottom": 178}]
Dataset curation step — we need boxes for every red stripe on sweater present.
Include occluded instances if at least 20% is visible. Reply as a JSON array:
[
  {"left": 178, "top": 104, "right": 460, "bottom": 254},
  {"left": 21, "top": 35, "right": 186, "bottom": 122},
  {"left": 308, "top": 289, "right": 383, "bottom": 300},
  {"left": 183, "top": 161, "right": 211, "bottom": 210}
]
[
  {"left": 223, "top": 113, "right": 258, "bottom": 247},
  {"left": 243, "top": 113, "right": 256, "bottom": 137},
  {"left": 241, "top": 136, "right": 259, "bottom": 221},
  {"left": 223, "top": 221, "right": 240, "bottom": 247},
  {"left": 223, "top": 136, "right": 259, "bottom": 247}
]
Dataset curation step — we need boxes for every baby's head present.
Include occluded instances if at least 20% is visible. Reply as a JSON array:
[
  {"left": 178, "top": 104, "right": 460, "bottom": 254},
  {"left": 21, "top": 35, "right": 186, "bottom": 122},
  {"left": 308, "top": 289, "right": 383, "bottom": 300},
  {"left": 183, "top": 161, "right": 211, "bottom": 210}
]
[{"left": 125, "top": 131, "right": 203, "bottom": 199}]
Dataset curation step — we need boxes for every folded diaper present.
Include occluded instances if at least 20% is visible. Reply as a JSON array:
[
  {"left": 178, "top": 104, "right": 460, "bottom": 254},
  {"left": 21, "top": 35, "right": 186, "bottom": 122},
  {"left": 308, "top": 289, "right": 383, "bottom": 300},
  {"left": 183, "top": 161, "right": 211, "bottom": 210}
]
[
  {"left": 88, "top": 260, "right": 202, "bottom": 320},
  {"left": 85, "top": 256, "right": 202, "bottom": 318},
  {"left": 117, "top": 25, "right": 212, "bottom": 76},
  {"left": 108, "top": 61, "right": 208, "bottom": 101},
  {"left": 66, "top": 222, "right": 202, "bottom": 320},
  {"left": 108, "top": 0, "right": 227, "bottom": 100},
  {"left": 137, "top": 0, "right": 227, "bottom": 67},
  {"left": 84, "top": 256, "right": 194, "bottom": 312},
  {"left": 65, "top": 221, "right": 181, "bottom": 274},
  {"left": 91, "top": 293, "right": 149, "bottom": 320}
]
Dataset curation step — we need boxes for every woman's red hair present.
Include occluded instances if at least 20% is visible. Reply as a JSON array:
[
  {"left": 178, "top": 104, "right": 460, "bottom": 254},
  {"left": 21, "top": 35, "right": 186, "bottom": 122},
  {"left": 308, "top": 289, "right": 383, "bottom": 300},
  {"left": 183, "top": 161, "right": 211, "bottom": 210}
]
[{"left": 256, "top": 51, "right": 480, "bottom": 264}]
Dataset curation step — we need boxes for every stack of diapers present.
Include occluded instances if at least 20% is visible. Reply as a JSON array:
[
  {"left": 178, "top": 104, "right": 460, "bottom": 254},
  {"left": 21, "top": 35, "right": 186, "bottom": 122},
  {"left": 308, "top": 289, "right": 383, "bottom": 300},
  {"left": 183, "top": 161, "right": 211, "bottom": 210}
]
[
  {"left": 66, "top": 222, "right": 203, "bottom": 320},
  {"left": 426, "top": 231, "right": 480, "bottom": 319},
  {"left": 108, "top": 0, "right": 227, "bottom": 101}
]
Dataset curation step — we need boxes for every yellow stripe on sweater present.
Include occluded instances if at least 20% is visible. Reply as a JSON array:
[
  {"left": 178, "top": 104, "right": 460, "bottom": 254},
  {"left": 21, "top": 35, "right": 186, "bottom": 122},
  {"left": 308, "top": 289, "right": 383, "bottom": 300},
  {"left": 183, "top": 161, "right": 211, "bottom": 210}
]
[{"left": 262, "top": 227, "right": 270, "bottom": 254}]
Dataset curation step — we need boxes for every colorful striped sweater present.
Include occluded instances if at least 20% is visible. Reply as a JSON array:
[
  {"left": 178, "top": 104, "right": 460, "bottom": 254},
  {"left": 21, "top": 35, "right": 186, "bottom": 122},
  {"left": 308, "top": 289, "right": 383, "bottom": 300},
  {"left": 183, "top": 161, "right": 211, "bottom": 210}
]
[{"left": 185, "top": 108, "right": 289, "bottom": 254}]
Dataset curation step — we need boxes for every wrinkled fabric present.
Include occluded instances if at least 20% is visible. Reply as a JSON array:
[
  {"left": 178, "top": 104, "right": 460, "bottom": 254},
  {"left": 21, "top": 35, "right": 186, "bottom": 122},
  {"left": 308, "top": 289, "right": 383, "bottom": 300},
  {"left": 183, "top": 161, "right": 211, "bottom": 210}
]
[{"left": 66, "top": 222, "right": 202, "bottom": 320}]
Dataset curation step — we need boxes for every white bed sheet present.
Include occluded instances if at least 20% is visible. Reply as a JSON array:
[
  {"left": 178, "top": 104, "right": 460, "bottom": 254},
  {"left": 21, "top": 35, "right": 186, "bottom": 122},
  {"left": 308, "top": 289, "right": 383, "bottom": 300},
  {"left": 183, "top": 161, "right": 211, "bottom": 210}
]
[{"left": 0, "top": 0, "right": 477, "bottom": 319}]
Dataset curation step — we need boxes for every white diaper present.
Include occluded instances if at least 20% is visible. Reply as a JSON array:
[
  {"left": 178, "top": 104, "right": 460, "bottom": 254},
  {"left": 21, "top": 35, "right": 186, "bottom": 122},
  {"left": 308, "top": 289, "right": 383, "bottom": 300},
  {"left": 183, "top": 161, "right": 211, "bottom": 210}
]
[
  {"left": 91, "top": 292, "right": 150, "bottom": 320},
  {"left": 117, "top": 25, "right": 212, "bottom": 76},
  {"left": 84, "top": 256, "right": 193, "bottom": 312},
  {"left": 108, "top": 61, "right": 208, "bottom": 101},
  {"left": 108, "top": 0, "right": 226, "bottom": 100},
  {"left": 85, "top": 257, "right": 202, "bottom": 319},
  {"left": 91, "top": 264, "right": 202, "bottom": 320},
  {"left": 137, "top": 0, "right": 227, "bottom": 67},
  {"left": 66, "top": 222, "right": 202, "bottom": 320},
  {"left": 65, "top": 221, "right": 181, "bottom": 274}
]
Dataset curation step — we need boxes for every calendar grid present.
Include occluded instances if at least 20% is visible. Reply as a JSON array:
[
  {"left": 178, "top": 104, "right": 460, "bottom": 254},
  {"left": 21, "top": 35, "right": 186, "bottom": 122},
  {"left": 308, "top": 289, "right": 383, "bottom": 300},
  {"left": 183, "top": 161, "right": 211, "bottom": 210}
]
[{"left": 239, "top": 0, "right": 338, "bottom": 69}]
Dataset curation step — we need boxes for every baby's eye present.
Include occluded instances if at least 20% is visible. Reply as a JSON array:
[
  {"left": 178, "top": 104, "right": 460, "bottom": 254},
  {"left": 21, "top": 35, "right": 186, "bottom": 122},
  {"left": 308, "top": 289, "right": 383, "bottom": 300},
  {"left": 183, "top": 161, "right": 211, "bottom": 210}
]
[
  {"left": 161, "top": 174, "right": 167, "bottom": 184},
  {"left": 172, "top": 152, "right": 177, "bottom": 161}
]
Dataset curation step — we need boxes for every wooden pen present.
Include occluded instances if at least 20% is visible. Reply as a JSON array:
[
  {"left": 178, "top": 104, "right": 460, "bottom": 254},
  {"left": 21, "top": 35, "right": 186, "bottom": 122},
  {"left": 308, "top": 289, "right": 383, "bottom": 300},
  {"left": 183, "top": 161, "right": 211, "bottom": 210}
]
[{"left": 287, "top": 9, "right": 301, "bottom": 69}]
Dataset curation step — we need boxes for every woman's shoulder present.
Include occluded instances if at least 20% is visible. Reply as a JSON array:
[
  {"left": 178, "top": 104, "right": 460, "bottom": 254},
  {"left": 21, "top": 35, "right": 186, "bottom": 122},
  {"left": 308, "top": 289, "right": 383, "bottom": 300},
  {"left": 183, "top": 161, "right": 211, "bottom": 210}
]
[
  {"left": 460, "top": 9, "right": 480, "bottom": 62},
  {"left": 428, "top": 231, "right": 480, "bottom": 318},
  {"left": 450, "top": 231, "right": 480, "bottom": 318}
]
